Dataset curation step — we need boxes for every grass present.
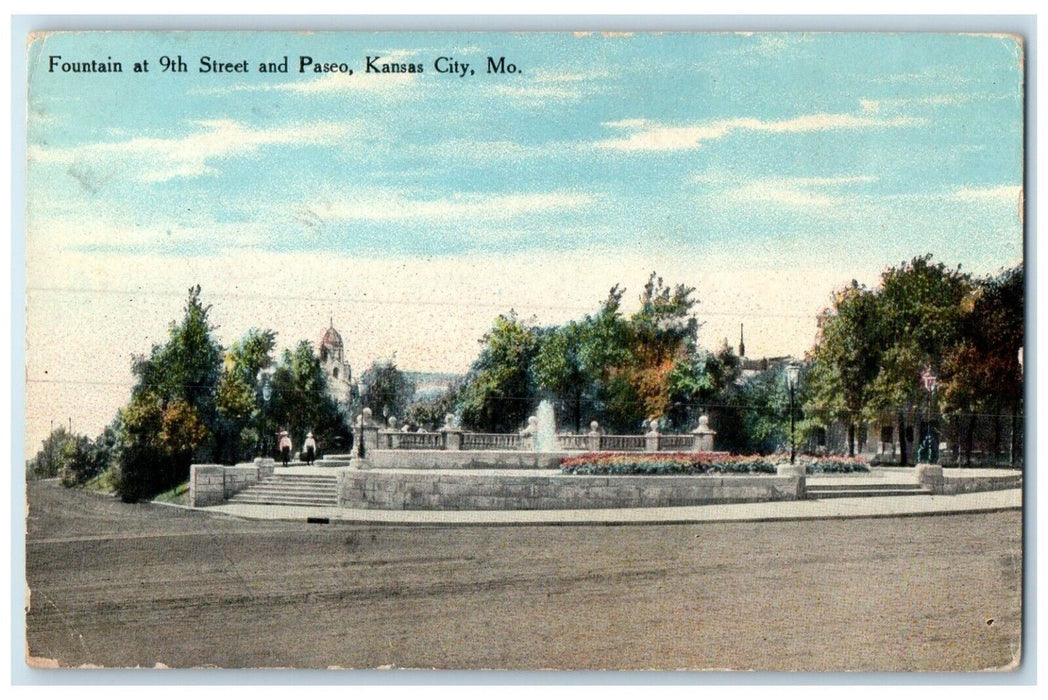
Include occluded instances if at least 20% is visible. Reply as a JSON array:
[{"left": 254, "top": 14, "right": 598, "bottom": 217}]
[
  {"left": 151, "top": 481, "right": 190, "bottom": 505},
  {"left": 81, "top": 469, "right": 117, "bottom": 494}
]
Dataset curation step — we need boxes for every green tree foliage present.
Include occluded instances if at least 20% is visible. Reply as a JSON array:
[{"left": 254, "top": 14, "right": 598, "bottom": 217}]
[
  {"left": 116, "top": 394, "right": 208, "bottom": 501},
  {"left": 114, "top": 286, "right": 223, "bottom": 501},
  {"left": 458, "top": 312, "right": 541, "bottom": 433},
  {"left": 27, "top": 426, "right": 77, "bottom": 480},
  {"left": 458, "top": 276, "right": 721, "bottom": 435},
  {"left": 406, "top": 381, "right": 463, "bottom": 431},
  {"left": 266, "top": 341, "right": 350, "bottom": 454},
  {"left": 533, "top": 320, "right": 592, "bottom": 432},
  {"left": 941, "top": 265, "right": 1024, "bottom": 464},
  {"left": 214, "top": 328, "right": 277, "bottom": 463},
  {"left": 865, "top": 256, "right": 972, "bottom": 464},
  {"left": 26, "top": 426, "right": 115, "bottom": 483},
  {"left": 804, "top": 255, "right": 1020, "bottom": 464},
  {"left": 805, "top": 281, "right": 882, "bottom": 455},
  {"left": 361, "top": 358, "right": 417, "bottom": 425}
]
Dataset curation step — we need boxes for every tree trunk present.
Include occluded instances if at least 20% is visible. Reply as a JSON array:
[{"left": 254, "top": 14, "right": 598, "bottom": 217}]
[
  {"left": 992, "top": 405, "right": 1002, "bottom": 466},
  {"left": 847, "top": 422, "right": 856, "bottom": 457},
  {"left": 897, "top": 411, "right": 908, "bottom": 466},
  {"left": 965, "top": 413, "right": 976, "bottom": 467},
  {"left": 574, "top": 387, "right": 582, "bottom": 433}
]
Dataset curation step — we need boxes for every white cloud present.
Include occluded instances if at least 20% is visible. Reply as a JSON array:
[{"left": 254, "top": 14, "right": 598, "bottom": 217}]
[
  {"left": 950, "top": 185, "right": 1023, "bottom": 205},
  {"left": 317, "top": 191, "right": 594, "bottom": 223},
  {"left": 597, "top": 112, "right": 925, "bottom": 152},
  {"left": 29, "top": 119, "right": 354, "bottom": 183},
  {"left": 491, "top": 68, "right": 610, "bottom": 102},
  {"left": 698, "top": 174, "right": 878, "bottom": 209}
]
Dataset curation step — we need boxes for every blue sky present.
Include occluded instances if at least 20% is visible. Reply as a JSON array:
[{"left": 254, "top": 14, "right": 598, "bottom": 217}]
[{"left": 24, "top": 31, "right": 1024, "bottom": 449}]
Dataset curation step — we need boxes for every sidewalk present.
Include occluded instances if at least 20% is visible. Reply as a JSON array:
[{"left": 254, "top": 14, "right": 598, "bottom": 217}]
[{"left": 197, "top": 487, "right": 1022, "bottom": 526}]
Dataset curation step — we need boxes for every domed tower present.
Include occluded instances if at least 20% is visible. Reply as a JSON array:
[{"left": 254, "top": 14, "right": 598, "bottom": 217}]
[{"left": 318, "top": 319, "right": 353, "bottom": 405}]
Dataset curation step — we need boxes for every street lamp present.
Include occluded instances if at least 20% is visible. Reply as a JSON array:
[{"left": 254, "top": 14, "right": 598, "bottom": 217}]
[
  {"left": 256, "top": 365, "right": 275, "bottom": 457},
  {"left": 785, "top": 363, "right": 801, "bottom": 465},
  {"left": 919, "top": 365, "right": 939, "bottom": 464},
  {"left": 356, "top": 381, "right": 366, "bottom": 459}
]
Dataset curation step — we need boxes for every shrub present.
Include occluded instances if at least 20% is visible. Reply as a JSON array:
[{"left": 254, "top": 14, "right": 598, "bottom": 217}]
[
  {"left": 561, "top": 452, "right": 777, "bottom": 475},
  {"left": 799, "top": 455, "right": 871, "bottom": 474}
]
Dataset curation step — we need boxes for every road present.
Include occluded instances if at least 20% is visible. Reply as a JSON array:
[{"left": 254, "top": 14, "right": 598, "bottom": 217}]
[{"left": 25, "top": 480, "right": 1022, "bottom": 671}]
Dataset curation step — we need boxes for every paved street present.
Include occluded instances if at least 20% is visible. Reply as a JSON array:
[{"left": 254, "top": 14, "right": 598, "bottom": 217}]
[{"left": 25, "top": 480, "right": 1022, "bottom": 671}]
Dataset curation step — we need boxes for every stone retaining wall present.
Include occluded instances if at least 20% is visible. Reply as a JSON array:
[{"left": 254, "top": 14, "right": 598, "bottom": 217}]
[
  {"left": 942, "top": 473, "right": 1023, "bottom": 495},
  {"left": 189, "top": 461, "right": 275, "bottom": 507},
  {"left": 336, "top": 469, "right": 803, "bottom": 510}
]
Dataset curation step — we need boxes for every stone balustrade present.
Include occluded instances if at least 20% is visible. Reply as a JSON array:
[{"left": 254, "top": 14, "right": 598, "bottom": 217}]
[{"left": 360, "top": 414, "right": 719, "bottom": 454}]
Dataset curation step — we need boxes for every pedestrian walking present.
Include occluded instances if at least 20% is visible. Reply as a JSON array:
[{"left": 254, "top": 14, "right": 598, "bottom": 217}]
[
  {"left": 304, "top": 432, "right": 317, "bottom": 465},
  {"left": 278, "top": 430, "right": 292, "bottom": 466}
]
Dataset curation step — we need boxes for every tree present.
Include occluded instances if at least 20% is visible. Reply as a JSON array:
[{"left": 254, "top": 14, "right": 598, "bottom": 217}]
[
  {"left": 458, "top": 312, "right": 541, "bottom": 433},
  {"left": 27, "top": 426, "right": 77, "bottom": 480},
  {"left": 116, "top": 393, "right": 208, "bottom": 501},
  {"left": 805, "top": 281, "right": 883, "bottom": 455},
  {"left": 361, "top": 358, "right": 417, "bottom": 425},
  {"left": 940, "top": 265, "right": 1023, "bottom": 465},
  {"left": 534, "top": 321, "right": 591, "bottom": 432},
  {"left": 804, "top": 256, "right": 974, "bottom": 464},
  {"left": 866, "top": 256, "right": 972, "bottom": 464},
  {"left": 114, "top": 286, "right": 223, "bottom": 501},
  {"left": 267, "top": 341, "right": 349, "bottom": 453},
  {"left": 406, "top": 381, "right": 463, "bottom": 431},
  {"left": 609, "top": 274, "right": 702, "bottom": 430},
  {"left": 214, "top": 329, "right": 277, "bottom": 463}
]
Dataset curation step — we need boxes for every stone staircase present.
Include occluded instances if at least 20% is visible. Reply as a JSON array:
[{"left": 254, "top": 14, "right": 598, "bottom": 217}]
[
  {"left": 805, "top": 481, "right": 931, "bottom": 500},
  {"left": 228, "top": 473, "right": 338, "bottom": 507}
]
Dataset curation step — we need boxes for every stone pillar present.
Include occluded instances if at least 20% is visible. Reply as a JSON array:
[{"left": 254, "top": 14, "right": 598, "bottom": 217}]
[
  {"left": 691, "top": 414, "right": 717, "bottom": 452},
  {"left": 253, "top": 457, "right": 275, "bottom": 480},
  {"left": 645, "top": 420, "right": 660, "bottom": 453},
  {"left": 441, "top": 413, "right": 462, "bottom": 451},
  {"left": 776, "top": 462, "right": 807, "bottom": 499},
  {"left": 916, "top": 463, "right": 945, "bottom": 494},
  {"left": 587, "top": 421, "right": 601, "bottom": 452},
  {"left": 354, "top": 408, "right": 381, "bottom": 454}
]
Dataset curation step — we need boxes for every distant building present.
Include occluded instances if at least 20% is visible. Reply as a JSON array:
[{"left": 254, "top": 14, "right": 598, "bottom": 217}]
[
  {"left": 736, "top": 324, "right": 794, "bottom": 380},
  {"left": 317, "top": 320, "right": 353, "bottom": 406}
]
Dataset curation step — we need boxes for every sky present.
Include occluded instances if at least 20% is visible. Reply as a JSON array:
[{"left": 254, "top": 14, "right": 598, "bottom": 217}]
[{"left": 23, "top": 31, "right": 1024, "bottom": 455}]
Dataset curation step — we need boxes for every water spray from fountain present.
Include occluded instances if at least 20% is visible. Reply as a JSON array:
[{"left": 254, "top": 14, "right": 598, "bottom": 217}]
[{"left": 535, "top": 400, "right": 557, "bottom": 452}]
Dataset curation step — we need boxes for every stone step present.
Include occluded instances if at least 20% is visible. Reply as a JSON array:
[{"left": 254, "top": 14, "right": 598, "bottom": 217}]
[
  {"left": 229, "top": 494, "right": 337, "bottom": 506},
  {"left": 266, "top": 477, "right": 338, "bottom": 484},
  {"left": 806, "top": 487, "right": 931, "bottom": 499},
  {"left": 240, "top": 487, "right": 337, "bottom": 497},
  {"left": 808, "top": 482, "right": 924, "bottom": 491},
  {"left": 226, "top": 474, "right": 339, "bottom": 506}
]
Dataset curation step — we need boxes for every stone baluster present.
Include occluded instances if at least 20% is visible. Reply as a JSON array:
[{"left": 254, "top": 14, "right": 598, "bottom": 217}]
[
  {"left": 587, "top": 421, "right": 601, "bottom": 452},
  {"left": 691, "top": 414, "right": 717, "bottom": 452}
]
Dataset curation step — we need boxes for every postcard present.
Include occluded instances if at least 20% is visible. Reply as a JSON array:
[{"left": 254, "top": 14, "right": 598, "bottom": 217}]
[{"left": 23, "top": 30, "right": 1024, "bottom": 671}]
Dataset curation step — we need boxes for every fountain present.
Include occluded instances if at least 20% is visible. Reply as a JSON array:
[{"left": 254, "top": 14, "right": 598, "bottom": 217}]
[{"left": 535, "top": 399, "right": 557, "bottom": 452}]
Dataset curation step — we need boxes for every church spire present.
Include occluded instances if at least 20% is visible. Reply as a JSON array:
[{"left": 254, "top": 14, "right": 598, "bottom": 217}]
[{"left": 739, "top": 323, "right": 746, "bottom": 358}]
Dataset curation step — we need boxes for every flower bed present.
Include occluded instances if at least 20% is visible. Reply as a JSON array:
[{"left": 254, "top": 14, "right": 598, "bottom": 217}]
[
  {"left": 561, "top": 452, "right": 777, "bottom": 475},
  {"left": 560, "top": 452, "right": 871, "bottom": 475},
  {"left": 798, "top": 456, "right": 871, "bottom": 473}
]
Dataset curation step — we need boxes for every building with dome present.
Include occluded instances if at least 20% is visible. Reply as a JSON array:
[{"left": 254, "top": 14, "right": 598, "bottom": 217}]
[{"left": 318, "top": 320, "right": 353, "bottom": 406}]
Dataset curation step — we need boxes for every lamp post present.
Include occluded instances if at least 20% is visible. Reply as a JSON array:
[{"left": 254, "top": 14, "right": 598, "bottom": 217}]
[
  {"left": 356, "top": 381, "right": 366, "bottom": 459},
  {"left": 785, "top": 363, "right": 801, "bottom": 465},
  {"left": 256, "top": 365, "right": 275, "bottom": 458},
  {"left": 920, "top": 365, "right": 939, "bottom": 464}
]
